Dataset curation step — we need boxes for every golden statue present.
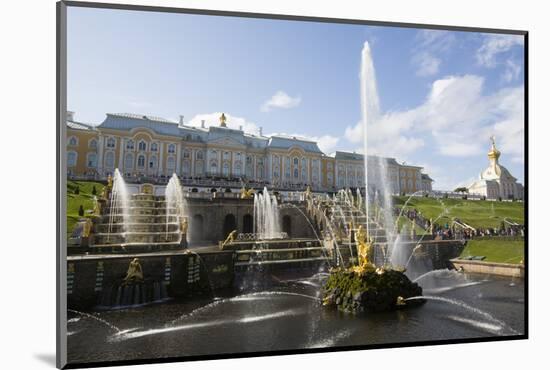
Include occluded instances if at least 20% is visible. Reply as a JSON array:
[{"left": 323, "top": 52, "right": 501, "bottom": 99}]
[
  {"left": 221, "top": 230, "right": 237, "bottom": 249},
  {"left": 107, "top": 174, "right": 113, "bottom": 189},
  {"left": 304, "top": 185, "right": 312, "bottom": 199},
  {"left": 82, "top": 218, "right": 93, "bottom": 238},
  {"left": 220, "top": 113, "right": 227, "bottom": 127},
  {"left": 93, "top": 197, "right": 102, "bottom": 216},
  {"left": 240, "top": 186, "right": 255, "bottom": 199},
  {"left": 124, "top": 258, "right": 144, "bottom": 284},
  {"left": 180, "top": 217, "right": 188, "bottom": 235},
  {"left": 351, "top": 225, "right": 374, "bottom": 274}
]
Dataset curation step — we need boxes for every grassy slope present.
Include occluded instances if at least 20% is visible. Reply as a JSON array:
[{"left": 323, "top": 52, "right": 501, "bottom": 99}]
[
  {"left": 393, "top": 196, "right": 524, "bottom": 229},
  {"left": 459, "top": 239, "right": 524, "bottom": 264},
  {"left": 67, "top": 180, "right": 105, "bottom": 238}
]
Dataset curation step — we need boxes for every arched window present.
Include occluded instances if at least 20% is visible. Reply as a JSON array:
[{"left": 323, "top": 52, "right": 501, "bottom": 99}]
[
  {"left": 182, "top": 160, "right": 190, "bottom": 176},
  {"left": 150, "top": 142, "right": 158, "bottom": 152},
  {"left": 68, "top": 136, "right": 78, "bottom": 146},
  {"left": 67, "top": 151, "right": 77, "bottom": 167},
  {"left": 196, "top": 151, "right": 203, "bottom": 160},
  {"left": 104, "top": 151, "right": 115, "bottom": 168},
  {"left": 166, "top": 156, "right": 175, "bottom": 170},
  {"left": 88, "top": 138, "right": 97, "bottom": 149},
  {"left": 126, "top": 139, "right": 134, "bottom": 150},
  {"left": 223, "top": 162, "right": 230, "bottom": 176},
  {"left": 124, "top": 153, "right": 134, "bottom": 171},
  {"left": 149, "top": 155, "right": 157, "bottom": 169},
  {"left": 293, "top": 168, "right": 299, "bottom": 178},
  {"left": 234, "top": 163, "right": 242, "bottom": 176},
  {"left": 86, "top": 153, "right": 97, "bottom": 168},
  {"left": 183, "top": 150, "right": 190, "bottom": 159},
  {"left": 168, "top": 144, "right": 176, "bottom": 154},
  {"left": 137, "top": 154, "right": 146, "bottom": 168},
  {"left": 138, "top": 140, "right": 147, "bottom": 151},
  {"left": 301, "top": 158, "right": 307, "bottom": 179},
  {"left": 293, "top": 157, "right": 299, "bottom": 166},
  {"left": 106, "top": 137, "right": 116, "bottom": 148},
  {"left": 257, "top": 165, "right": 264, "bottom": 179},
  {"left": 210, "top": 160, "right": 218, "bottom": 174}
]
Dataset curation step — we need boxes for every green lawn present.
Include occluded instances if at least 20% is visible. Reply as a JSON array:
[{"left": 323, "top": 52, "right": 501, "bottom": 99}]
[
  {"left": 67, "top": 180, "right": 105, "bottom": 238},
  {"left": 459, "top": 239, "right": 524, "bottom": 264},
  {"left": 393, "top": 196, "right": 524, "bottom": 229}
]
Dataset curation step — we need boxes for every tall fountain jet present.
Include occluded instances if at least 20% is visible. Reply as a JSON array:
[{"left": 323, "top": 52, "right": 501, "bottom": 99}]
[
  {"left": 360, "top": 41, "right": 398, "bottom": 261},
  {"left": 254, "top": 187, "right": 282, "bottom": 239},
  {"left": 107, "top": 169, "right": 131, "bottom": 241},
  {"left": 165, "top": 173, "right": 187, "bottom": 239}
]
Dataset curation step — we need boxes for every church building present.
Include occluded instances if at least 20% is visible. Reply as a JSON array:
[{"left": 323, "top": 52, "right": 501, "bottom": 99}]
[{"left": 468, "top": 137, "right": 524, "bottom": 200}]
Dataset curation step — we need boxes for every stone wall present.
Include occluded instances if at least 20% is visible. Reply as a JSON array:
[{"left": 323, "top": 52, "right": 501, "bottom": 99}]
[
  {"left": 185, "top": 198, "right": 316, "bottom": 244},
  {"left": 67, "top": 251, "right": 234, "bottom": 310},
  {"left": 449, "top": 259, "right": 524, "bottom": 277}
]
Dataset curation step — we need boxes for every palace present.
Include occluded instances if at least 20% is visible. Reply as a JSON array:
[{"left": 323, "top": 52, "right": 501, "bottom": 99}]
[
  {"left": 66, "top": 111, "right": 433, "bottom": 193},
  {"left": 468, "top": 137, "right": 524, "bottom": 200}
]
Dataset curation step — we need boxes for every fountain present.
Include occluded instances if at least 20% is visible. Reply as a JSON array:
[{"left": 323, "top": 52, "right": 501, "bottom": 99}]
[
  {"left": 254, "top": 187, "right": 283, "bottom": 240},
  {"left": 107, "top": 169, "right": 130, "bottom": 241},
  {"left": 321, "top": 41, "right": 426, "bottom": 313}
]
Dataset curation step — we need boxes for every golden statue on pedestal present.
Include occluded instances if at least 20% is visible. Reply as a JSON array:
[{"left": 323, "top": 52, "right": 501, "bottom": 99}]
[
  {"left": 107, "top": 174, "right": 113, "bottom": 189},
  {"left": 221, "top": 230, "right": 237, "bottom": 249},
  {"left": 351, "top": 225, "right": 375, "bottom": 275},
  {"left": 304, "top": 185, "right": 312, "bottom": 199},
  {"left": 220, "top": 113, "right": 227, "bottom": 127},
  {"left": 180, "top": 217, "right": 188, "bottom": 235},
  {"left": 124, "top": 258, "right": 144, "bottom": 284},
  {"left": 82, "top": 218, "right": 93, "bottom": 238},
  {"left": 240, "top": 186, "right": 255, "bottom": 199}
]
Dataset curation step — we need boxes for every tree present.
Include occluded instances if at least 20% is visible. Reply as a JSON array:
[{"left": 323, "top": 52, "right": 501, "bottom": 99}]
[
  {"left": 92, "top": 185, "right": 97, "bottom": 195},
  {"left": 454, "top": 187, "right": 468, "bottom": 193},
  {"left": 74, "top": 186, "right": 80, "bottom": 195},
  {"left": 78, "top": 205, "right": 84, "bottom": 216}
]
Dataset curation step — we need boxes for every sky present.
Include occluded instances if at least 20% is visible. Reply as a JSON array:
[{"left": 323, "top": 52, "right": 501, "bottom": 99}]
[{"left": 67, "top": 7, "right": 525, "bottom": 190}]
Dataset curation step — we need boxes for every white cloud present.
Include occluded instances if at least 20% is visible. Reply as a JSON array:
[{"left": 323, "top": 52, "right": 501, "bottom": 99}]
[
  {"left": 502, "top": 59, "right": 522, "bottom": 82},
  {"left": 413, "top": 52, "right": 441, "bottom": 77},
  {"left": 476, "top": 34, "right": 524, "bottom": 67},
  {"left": 261, "top": 91, "right": 301, "bottom": 112},
  {"left": 187, "top": 112, "right": 260, "bottom": 135},
  {"left": 411, "top": 30, "right": 455, "bottom": 77},
  {"left": 343, "top": 74, "right": 524, "bottom": 163}
]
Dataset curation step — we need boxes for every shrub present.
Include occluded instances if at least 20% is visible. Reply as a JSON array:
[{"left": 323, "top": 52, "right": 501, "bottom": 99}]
[
  {"left": 92, "top": 185, "right": 97, "bottom": 195},
  {"left": 74, "top": 186, "right": 80, "bottom": 195},
  {"left": 78, "top": 205, "right": 84, "bottom": 216}
]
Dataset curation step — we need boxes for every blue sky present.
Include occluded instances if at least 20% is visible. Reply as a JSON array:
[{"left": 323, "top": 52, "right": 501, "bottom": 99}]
[{"left": 67, "top": 7, "right": 525, "bottom": 190}]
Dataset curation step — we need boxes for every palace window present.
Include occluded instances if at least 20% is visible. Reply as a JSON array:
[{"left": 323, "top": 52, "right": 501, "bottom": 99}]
[
  {"left": 293, "top": 157, "right": 299, "bottom": 166},
  {"left": 104, "top": 152, "right": 115, "bottom": 169},
  {"left": 86, "top": 153, "right": 97, "bottom": 168},
  {"left": 150, "top": 143, "right": 158, "bottom": 152},
  {"left": 126, "top": 140, "right": 134, "bottom": 150},
  {"left": 234, "top": 163, "right": 242, "bottom": 176},
  {"left": 138, "top": 140, "right": 147, "bottom": 151},
  {"left": 196, "top": 151, "right": 204, "bottom": 160},
  {"left": 210, "top": 160, "right": 218, "bottom": 174},
  {"left": 223, "top": 162, "right": 230, "bottom": 176},
  {"left": 166, "top": 156, "right": 176, "bottom": 170},
  {"left": 149, "top": 155, "right": 157, "bottom": 169},
  {"left": 67, "top": 151, "right": 77, "bottom": 167},
  {"left": 106, "top": 137, "right": 116, "bottom": 149},
  {"left": 182, "top": 161, "right": 190, "bottom": 176},
  {"left": 168, "top": 144, "right": 176, "bottom": 154},
  {"left": 124, "top": 153, "right": 134, "bottom": 171},
  {"left": 223, "top": 151, "right": 230, "bottom": 160},
  {"left": 68, "top": 136, "right": 78, "bottom": 146},
  {"left": 183, "top": 150, "right": 190, "bottom": 159},
  {"left": 293, "top": 168, "right": 299, "bottom": 178},
  {"left": 88, "top": 138, "right": 97, "bottom": 149},
  {"left": 137, "top": 155, "right": 146, "bottom": 168}
]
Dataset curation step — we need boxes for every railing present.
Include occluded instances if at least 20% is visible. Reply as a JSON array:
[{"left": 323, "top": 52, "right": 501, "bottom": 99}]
[{"left": 236, "top": 232, "right": 289, "bottom": 241}]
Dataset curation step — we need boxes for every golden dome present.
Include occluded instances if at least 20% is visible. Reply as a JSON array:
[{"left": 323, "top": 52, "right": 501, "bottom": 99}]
[
  {"left": 219, "top": 113, "right": 227, "bottom": 127},
  {"left": 488, "top": 136, "right": 501, "bottom": 160}
]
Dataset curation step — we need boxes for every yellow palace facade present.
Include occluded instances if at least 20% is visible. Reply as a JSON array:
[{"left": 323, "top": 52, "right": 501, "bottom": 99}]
[{"left": 66, "top": 111, "right": 432, "bottom": 193}]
